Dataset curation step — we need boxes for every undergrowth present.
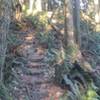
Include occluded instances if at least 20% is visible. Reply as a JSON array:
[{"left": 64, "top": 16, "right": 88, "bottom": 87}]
[
  {"left": 0, "top": 82, "right": 12, "bottom": 100},
  {"left": 26, "top": 12, "right": 48, "bottom": 30},
  {"left": 0, "top": 28, "right": 22, "bottom": 99},
  {"left": 46, "top": 47, "right": 100, "bottom": 100},
  {"left": 38, "top": 31, "right": 100, "bottom": 100}
]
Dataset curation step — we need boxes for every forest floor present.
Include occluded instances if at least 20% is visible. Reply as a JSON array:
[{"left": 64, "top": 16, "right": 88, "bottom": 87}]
[{"left": 10, "top": 19, "right": 65, "bottom": 100}]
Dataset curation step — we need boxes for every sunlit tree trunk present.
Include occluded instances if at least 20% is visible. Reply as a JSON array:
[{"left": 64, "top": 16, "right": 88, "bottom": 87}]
[
  {"left": 64, "top": 0, "right": 79, "bottom": 62},
  {"left": 29, "top": 0, "right": 34, "bottom": 13},
  {"left": 64, "top": 0, "right": 93, "bottom": 72},
  {"left": 28, "top": 0, "right": 42, "bottom": 15},
  {"left": 35, "top": 0, "right": 42, "bottom": 12},
  {"left": 94, "top": 0, "right": 100, "bottom": 32},
  {"left": 0, "top": 0, "right": 11, "bottom": 81},
  {"left": 54, "top": 0, "right": 96, "bottom": 87},
  {"left": 65, "top": 0, "right": 75, "bottom": 45}
]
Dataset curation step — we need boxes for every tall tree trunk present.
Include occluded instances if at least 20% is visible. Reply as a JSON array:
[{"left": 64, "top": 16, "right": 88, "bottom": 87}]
[
  {"left": 63, "top": 0, "right": 67, "bottom": 46},
  {"left": 64, "top": 0, "right": 79, "bottom": 62},
  {"left": 65, "top": 0, "right": 75, "bottom": 45},
  {"left": 0, "top": 0, "right": 11, "bottom": 81},
  {"left": 64, "top": 0, "right": 93, "bottom": 72},
  {"left": 94, "top": 0, "right": 100, "bottom": 32},
  {"left": 28, "top": 0, "right": 42, "bottom": 14},
  {"left": 29, "top": 0, "right": 34, "bottom": 13},
  {"left": 55, "top": 0, "right": 94, "bottom": 86},
  {"left": 73, "top": 0, "right": 81, "bottom": 46},
  {"left": 35, "top": 0, "right": 42, "bottom": 12}
]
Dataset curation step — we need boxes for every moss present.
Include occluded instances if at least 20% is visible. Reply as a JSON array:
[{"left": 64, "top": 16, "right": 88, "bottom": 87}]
[{"left": 65, "top": 44, "right": 79, "bottom": 62}]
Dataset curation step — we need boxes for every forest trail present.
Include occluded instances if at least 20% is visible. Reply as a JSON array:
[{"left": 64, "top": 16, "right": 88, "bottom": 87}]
[{"left": 12, "top": 20, "right": 64, "bottom": 100}]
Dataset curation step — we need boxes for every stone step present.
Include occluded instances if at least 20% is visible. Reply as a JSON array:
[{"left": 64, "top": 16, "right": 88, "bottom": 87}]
[
  {"left": 21, "top": 75, "right": 50, "bottom": 85},
  {"left": 25, "top": 68, "right": 45, "bottom": 76},
  {"left": 28, "top": 54, "right": 44, "bottom": 62},
  {"left": 26, "top": 62, "right": 48, "bottom": 68}
]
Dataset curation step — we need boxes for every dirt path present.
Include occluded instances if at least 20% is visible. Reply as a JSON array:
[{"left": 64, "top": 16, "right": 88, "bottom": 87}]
[{"left": 11, "top": 21, "right": 64, "bottom": 100}]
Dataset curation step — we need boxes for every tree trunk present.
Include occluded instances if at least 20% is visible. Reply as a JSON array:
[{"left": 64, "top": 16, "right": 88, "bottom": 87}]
[
  {"left": 64, "top": 0, "right": 79, "bottom": 62},
  {"left": 29, "top": 0, "right": 34, "bottom": 13},
  {"left": 94, "top": 0, "right": 100, "bottom": 32},
  {"left": 64, "top": 0, "right": 93, "bottom": 71},
  {"left": 0, "top": 0, "right": 11, "bottom": 81},
  {"left": 55, "top": 0, "right": 95, "bottom": 87},
  {"left": 35, "top": 0, "right": 42, "bottom": 12},
  {"left": 73, "top": 0, "right": 81, "bottom": 46}
]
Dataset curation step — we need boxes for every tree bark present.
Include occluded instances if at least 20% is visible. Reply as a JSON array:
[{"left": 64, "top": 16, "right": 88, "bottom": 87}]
[
  {"left": 94, "top": 0, "right": 100, "bottom": 32},
  {"left": 73, "top": 0, "right": 81, "bottom": 46},
  {"left": 65, "top": 0, "right": 75, "bottom": 46},
  {"left": 35, "top": 0, "right": 42, "bottom": 12},
  {"left": 64, "top": 0, "right": 79, "bottom": 63},
  {"left": 29, "top": 0, "right": 34, "bottom": 13},
  {"left": 0, "top": 0, "right": 11, "bottom": 81},
  {"left": 64, "top": 0, "right": 93, "bottom": 71}
]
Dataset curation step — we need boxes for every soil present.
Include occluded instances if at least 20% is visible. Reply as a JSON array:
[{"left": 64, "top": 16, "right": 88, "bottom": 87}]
[{"left": 11, "top": 20, "right": 65, "bottom": 100}]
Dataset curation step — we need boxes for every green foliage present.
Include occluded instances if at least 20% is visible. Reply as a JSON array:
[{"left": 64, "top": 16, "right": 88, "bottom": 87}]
[
  {"left": 3, "top": 31, "right": 22, "bottom": 86},
  {"left": 7, "top": 33, "right": 21, "bottom": 47},
  {"left": 82, "top": 84, "right": 100, "bottom": 100},
  {"left": 59, "top": 74, "right": 100, "bottom": 100},
  {"left": 44, "top": 49, "right": 56, "bottom": 64},
  {"left": 44, "top": 43, "right": 100, "bottom": 100},
  {"left": 26, "top": 12, "right": 48, "bottom": 30},
  {"left": 58, "top": 15, "right": 65, "bottom": 20},
  {"left": 81, "top": 32, "right": 100, "bottom": 67},
  {"left": 37, "top": 31, "right": 56, "bottom": 49},
  {"left": 3, "top": 55, "right": 14, "bottom": 85},
  {"left": 65, "top": 44, "right": 79, "bottom": 61},
  {"left": 3, "top": 33, "right": 22, "bottom": 85},
  {"left": 10, "top": 22, "right": 22, "bottom": 31},
  {"left": 58, "top": 62, "right": 100, "bottom": 100},
  {"left": 0, "top": 82, "right": 12, "bottom": 100}
]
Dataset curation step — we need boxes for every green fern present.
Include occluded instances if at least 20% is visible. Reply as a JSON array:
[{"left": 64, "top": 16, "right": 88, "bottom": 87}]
[{"left": 0, "top": 82, "right": 12, "bottom": 100}]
